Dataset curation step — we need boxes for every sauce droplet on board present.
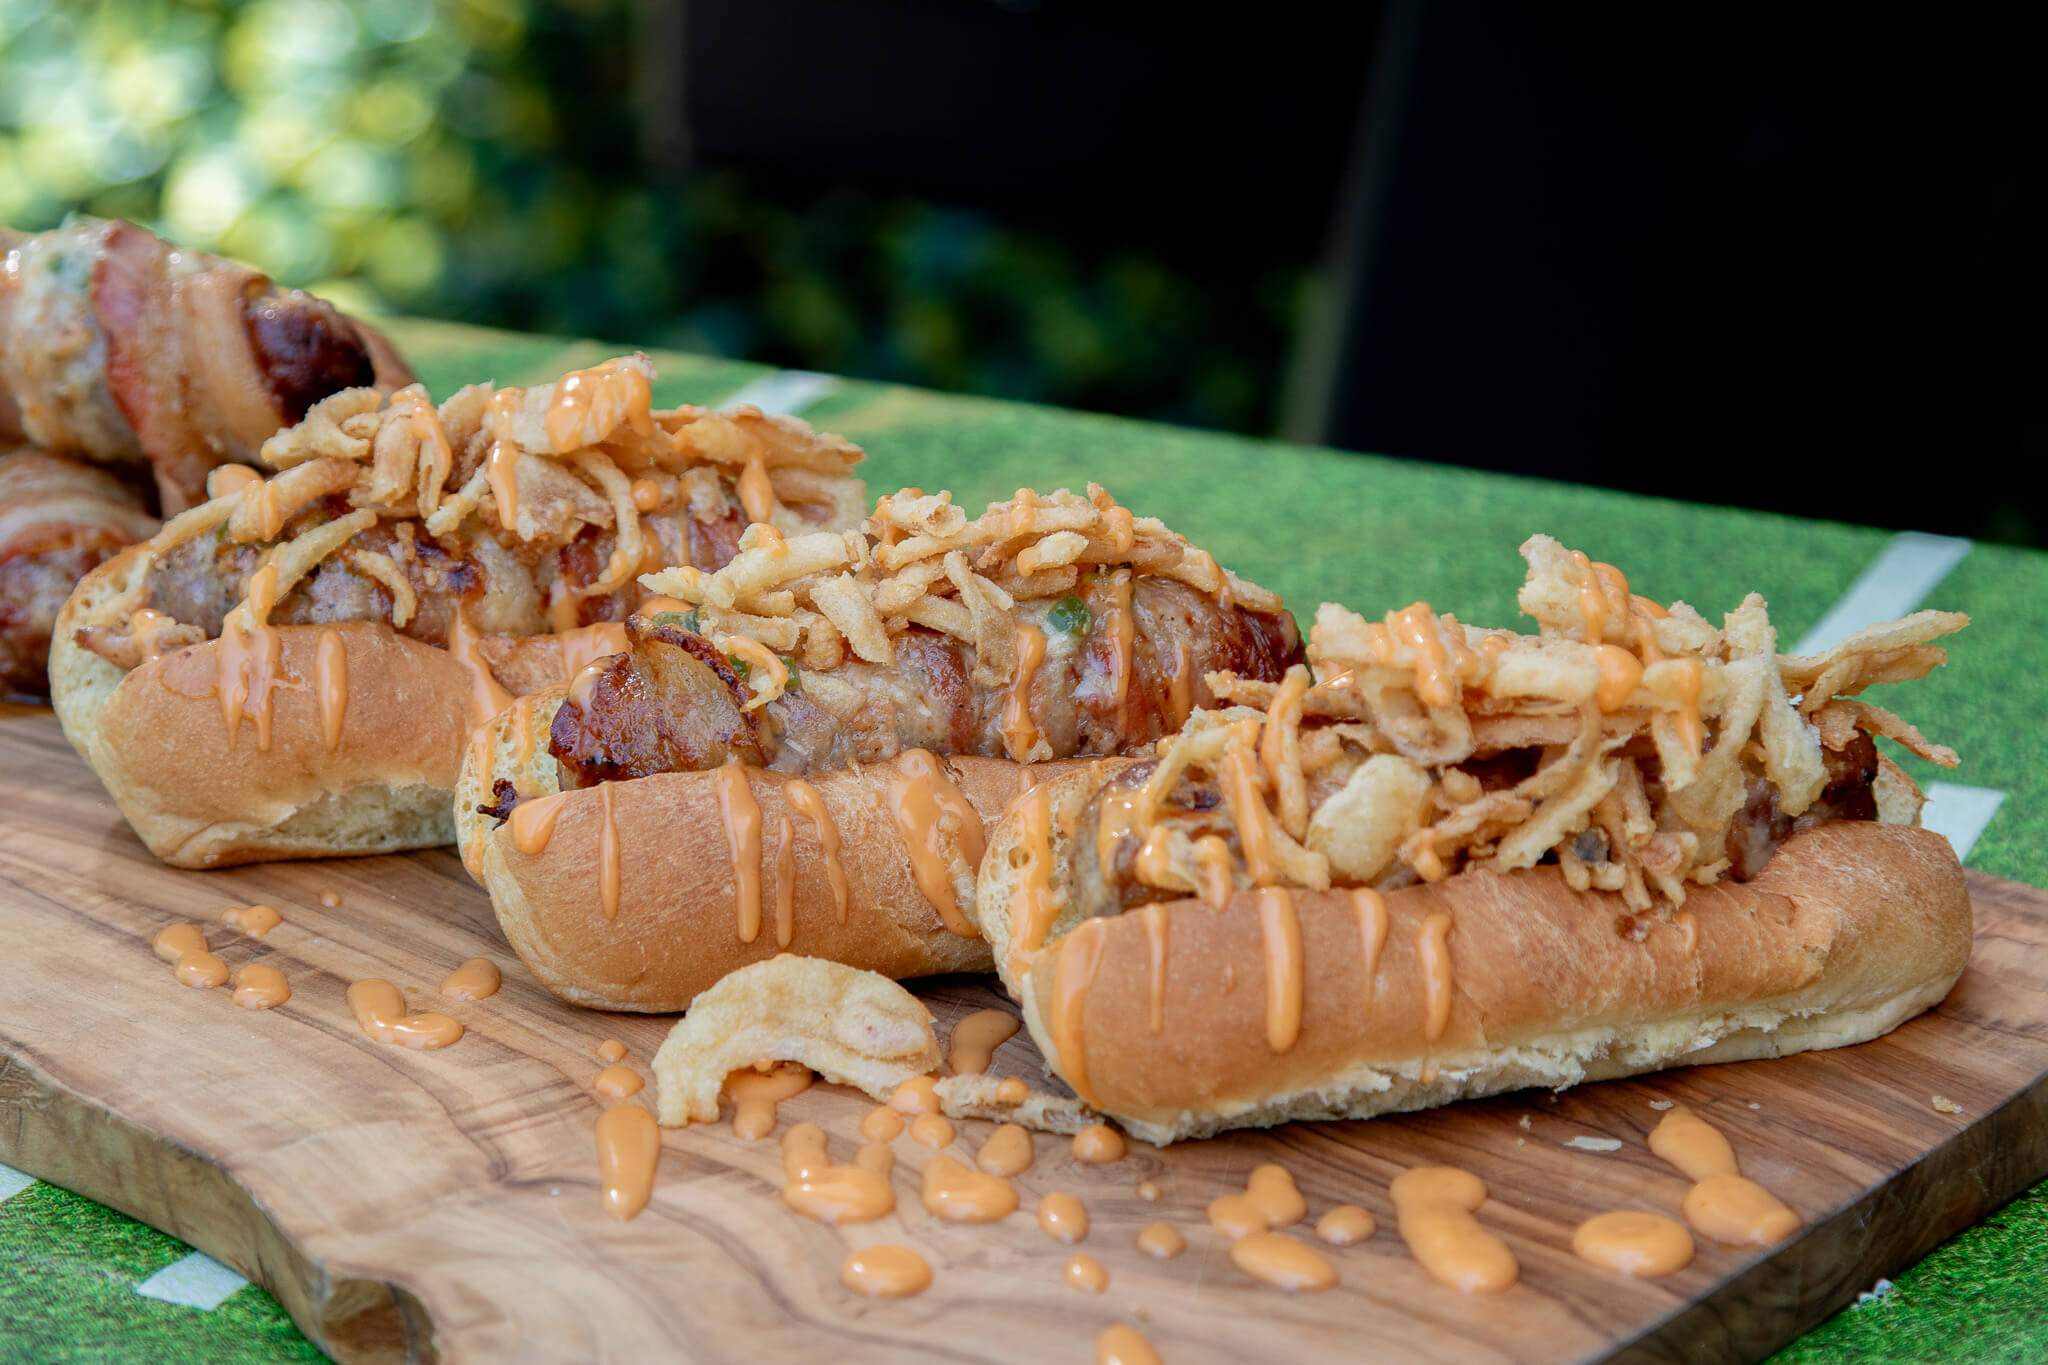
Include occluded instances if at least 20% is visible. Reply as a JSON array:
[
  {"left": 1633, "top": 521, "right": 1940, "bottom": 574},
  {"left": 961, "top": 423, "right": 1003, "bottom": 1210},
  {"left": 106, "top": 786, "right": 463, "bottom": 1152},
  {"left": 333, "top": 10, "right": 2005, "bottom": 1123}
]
[
  {"left": 1097, "top": 1325, "right": 1162, "bottom": 1365},
  {"left": 947, "top": 1009, "right": 1021, "bottom": 1075},
  {"left": 596, "top": 1038, "right": 627, "bottom": 1064},
  {"left": 909, "top": 1113, "right": 956, "bottom": 1149},
  {"left": 728, "top": 1064, "right": 812, "bottom": 1140},
  {"left": 1136, "top": 1179, "right": 1162, "bottom": 1202},
  {"left": 921, "top": 1154, "right": 1019, "bottom": 1223},
  {"left": 1230, "top": 1232, "right": 1338, "bottom": 1292},
  {"left": 594, "top": 1067, "right": 644, "bottom": 1099},
  {"left": 994, "top": 1076, "right": 1029, "bottom": 1105},
  {"left": 885, "top": 748, "right": 987, "bottom": 938},
  {"left": 231, "top": 963, "right": 289, "bottom": 1010},
  {"left": 1136, "top": 1221, "right": 1185, "bottom": 1259},
  {"left": 782, "top": 1123, "right": 895, "bottom": 1224},
  {"left": 221, "top": 904, "right": 280, "bottom": 937},
  {"left": 888, "top": 1074, "right": 940, "bottom": 1117},
  {"left": 1647, "top": 1106, "right": 1738, "bottom": 1181},
  {"left": 1207, "top": 1164, "right": 1307, "bottom": 1239},
  {"left": 595, "top": 1104, "right": 660, "bottom": 1222},
  {"left": 976, "top": 1123, "right": 1035, "bottom": 1178},
  {"left": 861, "top": 1106, "right": 905, "bottom": 1142},
  {"left": 438, "top": 958, "right": 502, "bottom": 1000},
  {"left": 152, "top": 924, "right": 227, "bottom": 989},
  {"left": 1684, "top": 1174, "right": 1801, "bottom": 1247},
  {"left": 841, "top": 1245, "right": 931, "bottom": 1299},
  {"left": 1572, "top": 1211, "right": 1695, "bottom": 1277},
  {"left": 1072, "top": 1124, "right": 1125, "bottom": 1164},
  {"left": 318, "top": 889, "right": 342, "bottom": 909},
  {"left": 1038, "top": 1192, "right": 1089, "bottom": 1244},
  {"left": 1389, "top": 1166, "right": 1518, "bottom": 1294},
  {"left": 1316, "top": 1205, "right": 1376, "bottom": 1246},
  {"left": 1064, "top": 1253, "right": 1109, "bottom": 1294},
  {"left": 346, "top": 980, "right": 464, "bottom": 1049}
]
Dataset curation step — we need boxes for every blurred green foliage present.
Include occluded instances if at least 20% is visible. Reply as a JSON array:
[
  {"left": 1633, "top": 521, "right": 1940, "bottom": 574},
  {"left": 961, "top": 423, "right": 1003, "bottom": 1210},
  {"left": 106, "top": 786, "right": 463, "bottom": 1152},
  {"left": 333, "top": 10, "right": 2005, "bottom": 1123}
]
[{"left": 0, "top": 0, "right": 1301, "bottom": 434}]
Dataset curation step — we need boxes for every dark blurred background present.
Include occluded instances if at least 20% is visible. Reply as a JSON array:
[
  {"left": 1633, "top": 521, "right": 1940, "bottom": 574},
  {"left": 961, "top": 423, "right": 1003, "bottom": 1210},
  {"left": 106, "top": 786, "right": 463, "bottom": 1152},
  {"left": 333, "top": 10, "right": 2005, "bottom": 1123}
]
[{"left": 2, "top": 2, "right": 2037, "bottom": 541}]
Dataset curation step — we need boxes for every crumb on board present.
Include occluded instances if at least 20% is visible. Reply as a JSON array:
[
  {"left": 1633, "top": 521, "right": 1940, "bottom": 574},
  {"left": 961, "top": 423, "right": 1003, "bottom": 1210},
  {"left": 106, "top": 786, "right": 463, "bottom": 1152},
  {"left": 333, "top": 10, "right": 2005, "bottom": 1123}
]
[
  {"left": 1515, "top": 1137, "right": 1525, "bottom": 1147},
  {"left": 1748, "top": 1102, "right": 1761, "bottom": 1110},
  {"left": 1932, "top": 1094, "right": 1964, "bottom": 1114},
  {"left": 1564, "top": 1136, "right": 1623, "bottom": 1153},
  {"left": 1648, "top": 1099, "right": 1674, "bottom": 1111},
  {"left": 1518, "top": 1114, "right": 1532, "bottom": 1131}
]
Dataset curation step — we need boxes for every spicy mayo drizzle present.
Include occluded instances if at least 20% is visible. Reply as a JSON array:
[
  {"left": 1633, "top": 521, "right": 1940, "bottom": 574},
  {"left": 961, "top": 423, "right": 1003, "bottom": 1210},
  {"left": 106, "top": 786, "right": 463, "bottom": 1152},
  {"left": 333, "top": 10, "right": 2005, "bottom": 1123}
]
[
  {"left": 222, "top": 904, "right": 280, "bottom": 937},
  {"left": 841, "top": 1245, "right": 930, "bottom": 1298},
  {"left": 713, "top": 762, "right": 764, "bottom": 942},
  {"left": 948, "top": 1009, "right": 1021, "bottom": 1075},
  {"left": 438, "top": 958, "right": 502, "bottom": 1000},
  {"left": 314, "top": 628, "right": 347, "bottom": 752},
  {"left": 1389, "top": 1166, "right": 1518, "bottom": 1294},
  {"left": 1142, "top": 903, "right": 1170, "bottom": 1035},
  {"left": 345, "top": 980, "right": 463, "bottom": 1049},
  {"left": 546, "top": 359, "right": 654, "bottom": 452},
  {"left": 447, "top": 610, "right": 513, "bottom": 724},
  {"left": 783, "top": 779, "right": 847, "bottom": 923},
  {"left": 886, "top": 749, "right": 985, "bottom": 937},
  {"left": 1256, "top": 888, "right": 1304, "bottom": 1052},
  {"left": 595, "top": 1103, "right": 660, "bottom": 1222},
  {"left": 1005, "top": 781, "right": 1058, "bottom": 973},
  {"left": 231, "top": 963, "right": 289, "bottom": 1010},
  {"left": 1648, "top": 1107, "right": 1799, "bottom": 1246},
  {"left": 780, "top": 1122, "right": 897, "bottom": 1223},
  {"left": 152, "top": 924, "right": 227, "bottom": 989},
  {"left": 729, "top": 1065, "right": 812, "bottom": 1139},
  {"left": 1418, "top": 912, "right": 1455, "bottom": 1042},
  {"left": 771, "top": 814, "right": 796, "bottom": 948},
  {"left": 597, "top": 781, "right": 621, "bottom": 921},
  {"left": 509, "top": 790, "right": 572, "bottom": 854},
  {"left": 1002, "top": 623, "right": 1047, "bottom": 759},
  {"left": 215, "top": 562, "right": 285, "bottom": 751}
]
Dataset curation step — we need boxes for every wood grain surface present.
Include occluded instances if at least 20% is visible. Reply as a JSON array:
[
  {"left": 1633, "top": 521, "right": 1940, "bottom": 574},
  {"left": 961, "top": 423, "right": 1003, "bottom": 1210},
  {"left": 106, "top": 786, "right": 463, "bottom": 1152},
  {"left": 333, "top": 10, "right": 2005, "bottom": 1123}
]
[{"left": 3, "top": 700, "right": 2045, "bottom": 1365}]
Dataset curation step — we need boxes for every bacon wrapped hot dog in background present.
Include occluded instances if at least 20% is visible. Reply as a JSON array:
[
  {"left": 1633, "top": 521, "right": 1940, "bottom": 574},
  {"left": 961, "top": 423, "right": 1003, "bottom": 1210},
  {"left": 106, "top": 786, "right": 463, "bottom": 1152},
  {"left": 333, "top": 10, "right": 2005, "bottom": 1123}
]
[
  {"left": 977, "top": 534, "right": 1972, "bottom": 1143},
  {"left": 0, "top": 448, "right": 159, "bottom": 700},
  {"left": 2, "top": 217, "right": 413, "bottom": 514},
  {"left": 455, "top": 484, "right": 1302, "bottom": 1011},
  {"left": 50, "top": 353, "right": 867, "bottom": 868}
]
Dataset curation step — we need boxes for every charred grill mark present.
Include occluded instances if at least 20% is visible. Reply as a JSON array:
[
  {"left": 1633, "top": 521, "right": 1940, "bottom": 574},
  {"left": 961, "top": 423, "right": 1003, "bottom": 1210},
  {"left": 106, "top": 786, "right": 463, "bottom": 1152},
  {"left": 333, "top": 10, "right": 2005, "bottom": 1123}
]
[
  {"left": 477, "top": 779, "right": 519, "bottom": 825},
  {"left": 547, "top": 618, "right": 764, "bottom": 786},
  {"left": 243, "top": 292, "right": 378, "bottom": 426}
]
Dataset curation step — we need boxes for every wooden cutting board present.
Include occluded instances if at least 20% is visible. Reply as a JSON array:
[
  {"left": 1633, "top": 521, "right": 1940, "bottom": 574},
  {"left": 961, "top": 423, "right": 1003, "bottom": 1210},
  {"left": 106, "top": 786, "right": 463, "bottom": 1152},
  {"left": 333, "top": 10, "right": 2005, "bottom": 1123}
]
[{"left": 4, "top": 701, "right": 2046, "bottom": 1365}]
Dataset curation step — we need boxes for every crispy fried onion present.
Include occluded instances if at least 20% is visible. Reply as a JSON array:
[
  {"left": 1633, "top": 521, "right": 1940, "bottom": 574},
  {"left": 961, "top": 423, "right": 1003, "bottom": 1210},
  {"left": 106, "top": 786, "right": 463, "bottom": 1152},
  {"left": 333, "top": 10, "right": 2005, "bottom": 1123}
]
[
  {"left": 154, "top": 354, "right": 864, "bottom": 657},
  {"left": 1158, "top": 534, "right": 1965, "bottom": 912},
  {"left": 639, "top": 483, "right": 1283, "bottom": 713}
]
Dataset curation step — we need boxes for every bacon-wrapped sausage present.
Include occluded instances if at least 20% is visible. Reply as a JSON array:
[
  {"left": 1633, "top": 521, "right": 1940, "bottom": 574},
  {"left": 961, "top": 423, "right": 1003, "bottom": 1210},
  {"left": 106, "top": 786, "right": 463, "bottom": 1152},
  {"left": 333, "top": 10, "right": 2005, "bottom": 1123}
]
[{"left": 1, "top": 217, "right": 413, "bottom": 513}]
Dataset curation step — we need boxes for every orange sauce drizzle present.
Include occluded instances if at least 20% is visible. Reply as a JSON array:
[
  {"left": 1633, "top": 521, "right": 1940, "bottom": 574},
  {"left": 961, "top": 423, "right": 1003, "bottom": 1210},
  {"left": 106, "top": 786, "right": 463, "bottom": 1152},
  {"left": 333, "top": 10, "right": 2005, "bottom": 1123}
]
[
  {"left": 221, "top": 903, "right": 280, "bottom": 937},
  {"left": 557, "top": 621, "right": 630, "bottom": 680},
  {"left": 1194, "top": 834, "right": 1235, "bottom": 911},
  {"left": 921, "top": 1154, "right": 1019, "bottom": 1223},
  {"left": 1389, "top": 1167, "right": 1518, "bottom": 1293},
  {"left": 231, "top": 963, "right": 289, "bottom": 1010},
  {"left": 485, "top": 390, "right": 523, "bottom": 528},
  {"left": 1256, "top": 888, "right": 1304, "bottom": 1052},
  {"left": 125, "top": 608, "right": 176, "bottom": 667},
  {"left": 713, "top": 762, "right": 763, "bottom": 942},
  {"left": 1049, "top": 920, "right": 1108, "bottom": 1108},
  {"left": 1392, "top": 602, "right": 1459, "bottom": 708},
  {"left": 1572, "top": 1210, "right": 1694, "bottom": 1277},
  {"left": 1229, "top": 1233, "right": 1337, "bottom": 1292},
  {"left": 509, "top": 790, "right": 572, "bottom": 855},
  {"left": 885, "top": 749, "right": 985, "bottom": 938},
  {"left": 593, "top": 1066, "right": 644, "bottom": 1099},
  {"left": 841, "top": 1245, "right": 930, "bottom": 1298},
  {"left": 1674, "top": 909, "right": 1698, "bottom": 955},
  {"left": 1221, "top": 737, "right": 1282, "bottom": 884},
  {"left": 1064, "top": 1254, "right": 1109, "bottom": 1294},
  {"left": 314, "top": 628, "right": 347, "bottom": 752},
  {"left": 594, "top": 1103, "right": 660, "bottom": 1222},
  {"left": 1093, "top": 786, "right": 1144, "bottom": 879},
  {"left": 152, "top": 924, "right": 227, "bottom": 989},
  {"left": 447, "top": 610, "right": 514, "bottom": 724},
  {"left": 738, "top": 454, "right": 776, "bottom": 526},
  {"left": 345, "top": 980, "right": 463, "bottom": 1049},
  {"left": 1101, "top": 570, "right": 1135, "bottom": 709},
  {"left": 546, "top": 359, "right": 654, "bottom": 451},
  {"left": 1167, "top": 637, "right": 1194, "bottom": 728},
  {"left": 1353, "top": 888, "right": 1388, "bottom": 995},
  {"left": 214, "top": 562, "right": 285, "bottom": 751},
  {"left": 976, "top": 1124, "right": 1034, "bottom": 1177},
  {"left": 948, "top": 1009, "right": 1021, "bottom": 1075},
  {"left": 1593, "top": 643, "right": 1644, "bottom": 712},
  {"left": 1001, "top": 623, "right": 1047, "bottom": 759},
  {"left": 1669, "top": 656, "right": 1706, "bottom": 757},
  {"left": 1141, "top": 903, "right": 1170, "bottom": 1035},
  {"left": 783, "top": 779, "right": 847, "bottom": 923},
  {"left": 1005, "top": 782, "right": 1058, "bottom": 974},
  {"left": 510, "top": 694, "right": 535, "bottom": 766},
  {"left": 729, "top": 1064, "right": 812, "bottom": 1140},
  {"left": 771, "top": 814, "right": 795, "bottom": 948},
  {"left": 438, "top": 958, "right": 502, "bottom": 1000},
  {"left": 629, "top": 476, "right": 663, "bottom": 512},
  {"left": 596, "top": 781, "right": 621, "bottom": 920},
  {"left": 208, "top": 464, "right": 262, "bottom": 500},
  {"left": 1418, "top": 912, "right": 1454, "bottom": 1042}
]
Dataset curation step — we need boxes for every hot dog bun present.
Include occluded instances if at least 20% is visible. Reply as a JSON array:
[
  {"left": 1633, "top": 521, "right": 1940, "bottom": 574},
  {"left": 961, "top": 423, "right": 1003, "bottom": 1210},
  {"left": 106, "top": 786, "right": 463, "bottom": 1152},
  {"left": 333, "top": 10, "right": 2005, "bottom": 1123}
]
[
  {"left": 978, "top": 779, "right": 1971, "bottom": 1144},
  {"left": 459, "top": 687, "right": 1136, "bottom": 1011},
  {"left": 52, "top": 545, "right": 475, "bottom": 866}
]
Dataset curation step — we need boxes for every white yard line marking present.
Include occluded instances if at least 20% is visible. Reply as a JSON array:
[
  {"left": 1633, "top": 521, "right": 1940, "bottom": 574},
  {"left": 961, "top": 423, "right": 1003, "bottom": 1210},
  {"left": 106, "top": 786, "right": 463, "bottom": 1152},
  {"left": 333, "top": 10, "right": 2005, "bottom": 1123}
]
[
  {"left": 0, "top": 1160, "right": 35, "bottom": 1202},
  {"left": 1794, "top": 532, "right": 1973, "bottom": 655},
  {"left": 1920, "top": 782, "right": 2006, "bottom": 861},
  {"left": 715, "top": 370, "right": 838, "bottom": 417},
  {"left": 133, "top": 1251, "right": 249, "bottom": 1311}
]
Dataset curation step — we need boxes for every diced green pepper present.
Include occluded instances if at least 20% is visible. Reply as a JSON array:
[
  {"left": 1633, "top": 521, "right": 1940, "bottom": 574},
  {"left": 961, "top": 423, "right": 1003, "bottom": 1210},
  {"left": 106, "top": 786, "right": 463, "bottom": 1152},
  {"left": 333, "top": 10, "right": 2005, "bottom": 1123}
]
[{"left": 1048, "top": 594, "right": 1092, "bottom": 638}]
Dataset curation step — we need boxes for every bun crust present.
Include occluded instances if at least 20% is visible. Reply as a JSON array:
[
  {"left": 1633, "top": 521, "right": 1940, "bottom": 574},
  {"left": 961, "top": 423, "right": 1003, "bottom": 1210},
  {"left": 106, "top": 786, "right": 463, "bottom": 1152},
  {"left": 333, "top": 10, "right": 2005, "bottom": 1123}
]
[
  {"left": 463, "top": 692, "right": 1134, "bottom": 1011},
  {"left": 52, "top": 546, "right": 474, "bottom": 867},
  {"left": 993, "top": 816, "right": 1970, "bottom": 1144}
]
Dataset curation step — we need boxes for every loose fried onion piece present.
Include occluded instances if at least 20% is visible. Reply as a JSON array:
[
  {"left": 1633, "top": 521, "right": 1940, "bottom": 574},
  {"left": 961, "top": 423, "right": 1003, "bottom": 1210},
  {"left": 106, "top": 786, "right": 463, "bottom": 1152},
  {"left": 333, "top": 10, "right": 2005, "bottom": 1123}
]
[
  {"left": 1135, "top": 533, "right": 1965, "bottom": 913},
  {"left": 651, "top": 956, "right": 940, "bottom": 1126}
]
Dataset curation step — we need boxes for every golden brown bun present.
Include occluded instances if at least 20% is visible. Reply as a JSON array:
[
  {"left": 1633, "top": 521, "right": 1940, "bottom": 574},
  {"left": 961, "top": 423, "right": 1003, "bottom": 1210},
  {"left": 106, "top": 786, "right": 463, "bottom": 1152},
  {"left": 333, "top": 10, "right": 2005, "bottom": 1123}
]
[
  {"left": 461, "top": 690, "right": 1136, "bottom": 1011},
  {"left": 983, "top": 799, "right": 1971, "bottom": 1144},
  {"left": 52, "top": 546, "right": 474, "bottom": 867}
]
